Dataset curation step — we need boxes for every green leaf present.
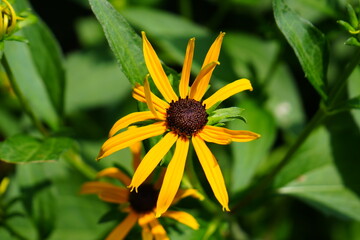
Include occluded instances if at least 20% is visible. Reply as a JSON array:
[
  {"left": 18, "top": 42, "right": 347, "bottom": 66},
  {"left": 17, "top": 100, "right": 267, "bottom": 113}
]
[
  {"left": 346, "top": 3, "right": 359, "bottom": 29},
  {"left": 207, "top": 107, "right": 246, "bottom": 126},
  {"left": 0, "top": 135, "right": 74, "bottom": 163},
  {"left": 273, "top": 0, "right": 328, "bottom": 100},
  {"left": 65, "top": 50, "right": 131, "bottom": 113},
  {"left": 275, "top": 111, "right": 360, "bottom": 221},
  {"left": 13, "top": 0, "right": 66, "bottom": 120},
  {"left": 230, "top": 99, "right": 277, "bottom": 192},
  {"left": 345, "top": 37, "right": 360, "bottom": 47},
  {"left": 333, "top": 95, "right": 360, "bottom": 112},
  {"left": 89, "top": 0, "right": 147, "bottom": 85}
]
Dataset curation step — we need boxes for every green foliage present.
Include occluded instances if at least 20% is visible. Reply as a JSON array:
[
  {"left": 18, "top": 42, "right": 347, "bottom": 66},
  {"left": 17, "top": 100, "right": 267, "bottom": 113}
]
[
  {"left": 0, "top": 0, "right": 360, "bottom": 239},
  {"left": 0, "top": 135, "right": 73, "bottom": 163},
  {"left": 274, "top": 0, "right": 329, "bottom": 100},
  {"left": 89, "top": 0, "right": 147, "bottom": 85}
]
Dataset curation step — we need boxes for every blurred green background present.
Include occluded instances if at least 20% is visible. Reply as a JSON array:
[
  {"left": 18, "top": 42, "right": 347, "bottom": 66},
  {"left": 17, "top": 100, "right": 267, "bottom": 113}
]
[{"left": 1, "top": 0, "right": 360, "bottom": 239}]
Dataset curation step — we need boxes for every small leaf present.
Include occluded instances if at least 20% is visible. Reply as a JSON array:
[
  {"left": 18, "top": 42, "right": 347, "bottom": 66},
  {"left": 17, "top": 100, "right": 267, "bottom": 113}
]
[
  {"left": 0, "top": 135, "right": 74, "bottom": 163},
  {"left": 337, "top": 20, "right": 356, "bottom": 32},
  {"left": 273, "top": 0, "right": 328, "bottom": 100},
  {"left": 346, "top": 3, "right": 359, "bottom": 29},
  {"left": 345, "top": 37, "right": 360, "bottom": 47},
  {"left": 89, "top": 0, "right": 147, "bottom": 85},
  {"left": 207, "top": 107, "right": 246, "bottom": 126}
]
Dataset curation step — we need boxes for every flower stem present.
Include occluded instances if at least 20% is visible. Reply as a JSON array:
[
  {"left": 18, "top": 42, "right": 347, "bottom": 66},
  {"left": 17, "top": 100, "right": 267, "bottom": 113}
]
[
  {"left": 1, "top": 56, "right": 48, "bottom": 137},
  {"left": 63, "top": 148, "right": 97, "bottom": 180}
]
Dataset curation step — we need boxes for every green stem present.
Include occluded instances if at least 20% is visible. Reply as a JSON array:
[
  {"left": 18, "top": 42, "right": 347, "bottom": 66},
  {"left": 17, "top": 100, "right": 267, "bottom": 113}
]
[
  {"left": 1, "top": 56, "right": 48, "bottom": 136},
  {"left": 63, "top": 148, "right": 97, "bottom": 180},
  {"left": 185, "top": 145, "right": 218, "bottom": 213},
  {"left": 327, "top": 48, "right": 360, "bottom": 110}
]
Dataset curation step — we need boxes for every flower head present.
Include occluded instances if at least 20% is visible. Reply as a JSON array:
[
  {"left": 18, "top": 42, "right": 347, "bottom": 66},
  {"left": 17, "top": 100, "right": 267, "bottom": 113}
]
[
  {"left": 0, "top": 0, "right": 22, "bottom": 40},
  {"left": 82, "top": 142, "right": 201, "bottom": 240},
  {"left": 97, "top": 31, "right": 260, "bottom": 216}
]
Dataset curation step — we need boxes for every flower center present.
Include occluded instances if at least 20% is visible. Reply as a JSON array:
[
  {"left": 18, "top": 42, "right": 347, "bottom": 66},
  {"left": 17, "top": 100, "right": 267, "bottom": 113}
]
[
  {"left": 129, "top": 184, "right": 158, "bottom": 214},
  {"left": 166, "top": 97, "right": 208, "bottom": 137}
]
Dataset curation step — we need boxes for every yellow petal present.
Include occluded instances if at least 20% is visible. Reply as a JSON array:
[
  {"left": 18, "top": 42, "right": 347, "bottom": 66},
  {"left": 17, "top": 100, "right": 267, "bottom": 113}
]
[
  {"left": 130, "top": 141, "right": 142, "bottom": 171},
  {"left": 203, "top": 79, "right": 253, "bottom": 109},
  {"left": 108, "top": 111, "right": 157, "bottom": 137},
  {"left": 189, "top": 32, "right": 225, "bottom": 100},
  {"left": 133, "top": 84, "right": 169, "bottom": 116},
  {"left": 80, "top": 182, "right": 128, "bottom": 204},
  {"left": 203, "top": 125, "right": 260, "bottom": 143},
  {"left": 156, "top": 137, "right": 189, "bottom": 217},
  {"left": 192, "top": 136, "right": 230, "bottom": 211},
  {"left": 142, "top": 224, "right": 152, "bottom": 240},
  {"left": 198, "top": 129, "right": 231, "bottom": 145},
  {"left": 80, "top": 181, "right": 122, "bottom": 194},
  {"left": 129, "top": 132, "right": 178, "bottom": 191},
  {"left": 172, "top": 189, "right": 204, "bottom": 205},
  {"left": 162, "top": 211, "right": 200, "bottom": 230},
  {"left": 106, "top": 211, "right": 138, "bottom": 240},
  {"left": 97, "top": 122, "right": 167, "bottom": 160},
  {"left": 99, "top": 189, "right": 129, "bottom": 204},
  {"left": 3, "top": 0, "right": 17, "bottom": 32},
  {"left": 142, "top": 32, "right": 178, "bottom": 102},
  {"left": 179, "top": 38, "right": 195, "bottom": 98},
  {"left": 97, "top": 167, "right": 131, "bottom": 186},
  {"left": 149, "top": 218, "right": 169, "bottom": 240},
  {"left": 189, "top": 61, "right": 219, "bottom": 100},
  {"left": 144, "top": 75, "right": 159, "bottom": 118}
]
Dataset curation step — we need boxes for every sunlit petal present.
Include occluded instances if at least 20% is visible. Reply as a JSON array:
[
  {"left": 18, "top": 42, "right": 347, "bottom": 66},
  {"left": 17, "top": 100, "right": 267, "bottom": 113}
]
[
  {"left": 204, "top": 125, "right": 260, "bottom": 142},
  {"left": 97, "top": 167, "right": 131, "bottom": 186},
  {"left": 97, "top": 122, "right": 167, "bottom": 160},
  {"left": 198, "top": 129, "right": 231, "bottom": 145},
  {"left": 162, "top": 211, "right": 199, "bottom": 230},
  {"left": 149, "top": 218, "right": 169, "bottom": 240},
  {"left": 129, "top": 132, "right": 178, "bottom": 191},
  {"left": 192, "top": 136, "right": 230, "bottom": 211},
  {"left": 106, "top": 211, "right": 138, "bottom": 240},
  {"left": 172, "top": 189, "right": 204, "bottom": 205},
  {"left": 189, "top": 32, "right": 225, "bottom": 100},
  {"left": 144, "top": 75, "right": 159, "bottom": 118},
  {"left": 189, "top": 61, "right": 219, "bottom": 100},
  {"left": 203, "top": 79, "right": 253, "bottom": 109},
  {"left": 179, "top": 38, "right": 195, "bottom": 98},
  {"left": 108, "top": 111, "right": 157, "bottom": 137},
  {"left": 133, "top": 84, "right": 169, "bottom": 116},
  {"left": 142, "top": 31, "right": 178, "bottom": 102},
  {"left": 156, "top": 137, "right": 189, "bottom": 217}
]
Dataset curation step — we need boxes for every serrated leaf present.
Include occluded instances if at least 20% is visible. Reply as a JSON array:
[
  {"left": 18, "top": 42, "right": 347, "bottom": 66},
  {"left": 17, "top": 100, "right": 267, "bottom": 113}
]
[
  {"left": 89, "top": 0, "right": 147, "bottom": 85},
  {"left": 207, "top": 107, "right": 246, "bottom": 126},
  {"left": 0, "top": 135, "right": 74, "bottom": 163},
  {"left": 273, "top": 0, "right": 328, "bottom": 100}
]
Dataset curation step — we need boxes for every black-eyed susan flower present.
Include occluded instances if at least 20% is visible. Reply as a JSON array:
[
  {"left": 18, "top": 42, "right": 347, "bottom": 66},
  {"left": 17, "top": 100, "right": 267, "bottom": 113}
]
[
  {"left": 82, "top": 142, "right": 202, "bottom": 240},
  {"left": 0, "top": 0, "right": 22, "bottom": 40},
  {"left": 97, "top": 31, "right": 260, "bottom": 216}
]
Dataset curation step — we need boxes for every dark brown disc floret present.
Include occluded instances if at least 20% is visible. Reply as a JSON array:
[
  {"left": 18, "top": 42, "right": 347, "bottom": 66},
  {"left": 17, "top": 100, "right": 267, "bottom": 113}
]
[
  {"left": 129, "top": 184, "right": 158, "bottom": 214},
  {"left": 166, "top": 97, "right": 208, "bottom": 137}
]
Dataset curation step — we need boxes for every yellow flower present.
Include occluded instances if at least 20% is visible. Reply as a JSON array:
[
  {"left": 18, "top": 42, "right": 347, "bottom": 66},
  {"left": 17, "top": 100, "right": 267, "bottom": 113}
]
[
  {"left": 0, "top": 0, "right": 22, "bottom": 40},
  {"left": 97, "top": 31, "right": 260, "bottom": 216},
  {"left": 82, "top": 142, "right": 202, "bottom": 240}
]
